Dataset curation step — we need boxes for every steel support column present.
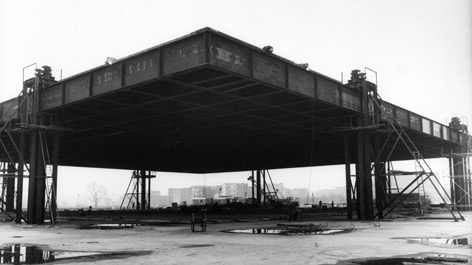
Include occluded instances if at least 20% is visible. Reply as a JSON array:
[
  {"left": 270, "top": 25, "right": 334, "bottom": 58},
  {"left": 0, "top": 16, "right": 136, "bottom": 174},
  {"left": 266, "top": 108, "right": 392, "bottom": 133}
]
[
  {"left": 27, "top": 127, "right": 39, "bottom": 223},
  {"left": 26, "top": 76, "right": 46, "bottom": 224},
  {"left": 372, "top": 79, "right": 386, "bottom": 218},
  {"left": 344, "top": 135, "right": 353, "bottom": 219},
  {"left": 5, "top": 163, "right": 15, "bottom": 211},
  {"left": 127, "top": 170, "right": 154, "bottom": 210},
  {"left": 136, "top": 172, "right": 140, "bottom": 209},
  {"left": 375, "top": 162, "right": 387, "bottom": 219},
  {"left": 355, "top": 135, "right": 373, "bottom": 219},
  {"left": 468, "top": 154, "right": 472, "bottom": 208},
  {"left": 36, "top": 145, "right": 46, "bottom": 223},
  {"left": 51, "top": 134, "right": 59, "bottom": 217},
  {"left": 140, "top": 170, "right": 146, "bottom": 210},
  {"left": 256, "top": 169, "right": 261, "bottom": 207},
  {"left": 450, "top": 148, "right": 467, "bottom": 210},
  {"left": 449, "top": 156, "right": 456, "bottom": 208},
  {"left": 356, "top": 80, "right": 374, "bottom": 219},
  {"left": 387, "top": 162, "right": 392, "bottom": 210},
  {"left": 26, "top": 79, "right": 39, "bottom": 224},
  {"left": 148, "top": 173, "right": 151, "bottom": 210},
  {"left": 262, "top": 170, "right": 266, "bottom": 206},
  {"left": 27, "top": 129, "right": 46, "bottom": 224},
  {"left": 251, "top": 170, "right": 255, "bottom": 204},
  {"left": 16, "top": 131, "right": 26, "bottom": 224},
  {"left": 15, "top": 82, "right": 28, "bottom": 224},
  {"left": 449, "top": 157, "right": 455, "bottom": 209}
]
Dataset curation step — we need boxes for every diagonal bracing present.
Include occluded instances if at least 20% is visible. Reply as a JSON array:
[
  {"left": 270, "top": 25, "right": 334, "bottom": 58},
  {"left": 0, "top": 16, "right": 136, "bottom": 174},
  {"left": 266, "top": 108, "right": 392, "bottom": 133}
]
[{"left": 372, "top": 95, "right": 464, "bottom": 221}]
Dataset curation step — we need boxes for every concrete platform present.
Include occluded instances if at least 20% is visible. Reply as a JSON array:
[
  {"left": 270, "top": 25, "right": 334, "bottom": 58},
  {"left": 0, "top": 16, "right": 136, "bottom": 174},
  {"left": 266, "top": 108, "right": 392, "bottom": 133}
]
[{"left": 0, "top": 212, "right": 471, "bottom": 264}]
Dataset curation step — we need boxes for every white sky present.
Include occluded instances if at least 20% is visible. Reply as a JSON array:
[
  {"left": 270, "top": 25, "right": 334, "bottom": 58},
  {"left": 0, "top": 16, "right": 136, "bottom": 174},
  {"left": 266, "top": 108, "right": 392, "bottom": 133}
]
[{"left": 1, "top": 0, "right": 471, "bottom": 207}]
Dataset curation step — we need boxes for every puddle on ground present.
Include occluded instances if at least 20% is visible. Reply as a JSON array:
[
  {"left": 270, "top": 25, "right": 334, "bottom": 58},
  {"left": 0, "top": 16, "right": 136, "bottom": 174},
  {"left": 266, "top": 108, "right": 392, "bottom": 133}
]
[
  {"left": 223, "top": 227, "right": 349, "bottom": 236},
  {"left": 394, "top": 235, "right": 472, "bottom": 248},
  {"left": 78, "top": 224, "right": 134, "bottom": 230},
  {"left": 179, "top": 244, "right": 215, "bottom": 248},
  {"left": 338, "top": 254, "right": 469, "bottom": 265},
  {"left": 0, "top": 244, "right": 151, "bottom": 264}
]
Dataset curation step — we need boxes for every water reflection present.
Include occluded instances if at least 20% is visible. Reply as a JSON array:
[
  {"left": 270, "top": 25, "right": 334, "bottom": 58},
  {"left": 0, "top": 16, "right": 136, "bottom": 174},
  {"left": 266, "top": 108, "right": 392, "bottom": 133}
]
[
  {"left": 224, "top": 228, "right": 346, "bottom": 235},
  {"left": 395, "top": 235, "right": 472, "bottom": 247},
  {"left": 419, "top": 237, "right": 470, "bottom": 246},
  {"left": 0, "top": 245, "right": 54, "bottom": 264},
  {"left": 0, "top": 244, "right": 152, "bottom": 264},
  {"left": 80, "top": 223, "right": 134, "bottom": 229}
]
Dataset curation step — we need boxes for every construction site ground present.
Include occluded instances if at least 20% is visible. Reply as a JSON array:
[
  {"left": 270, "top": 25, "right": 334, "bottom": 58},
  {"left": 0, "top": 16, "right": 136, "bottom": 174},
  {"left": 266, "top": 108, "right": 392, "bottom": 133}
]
[{"left": 0, "top": 208, "right": 471, "bottom": 265}]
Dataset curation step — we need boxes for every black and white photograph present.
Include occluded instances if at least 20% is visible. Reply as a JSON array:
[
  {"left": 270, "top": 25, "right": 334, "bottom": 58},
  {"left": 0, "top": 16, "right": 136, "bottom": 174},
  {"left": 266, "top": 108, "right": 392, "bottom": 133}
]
[{"left": 0, "top": 1, "right": 471, "bottom": 264}]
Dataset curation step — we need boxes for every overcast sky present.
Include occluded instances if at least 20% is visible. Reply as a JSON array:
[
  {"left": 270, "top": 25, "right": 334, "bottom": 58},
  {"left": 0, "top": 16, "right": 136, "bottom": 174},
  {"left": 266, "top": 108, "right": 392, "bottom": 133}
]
[{"left": 1, "top": 0, "right": 471, "bottom": 207}]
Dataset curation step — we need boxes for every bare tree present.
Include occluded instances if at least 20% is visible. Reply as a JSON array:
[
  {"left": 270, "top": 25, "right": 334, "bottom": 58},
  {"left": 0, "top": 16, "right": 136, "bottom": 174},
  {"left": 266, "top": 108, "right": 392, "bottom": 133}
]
[{"left": 86, "top": 182, "right": 108, "bottom": 208}]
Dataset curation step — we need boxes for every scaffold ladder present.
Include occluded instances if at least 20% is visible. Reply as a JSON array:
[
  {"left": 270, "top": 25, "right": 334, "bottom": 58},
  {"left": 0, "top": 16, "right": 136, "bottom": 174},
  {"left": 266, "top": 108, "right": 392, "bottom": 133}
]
[
  {"left": 447, "top": 152, "right": 472, "bottom": 208},
  {"left": 40, "top": 131, "right": 60, "bottom": 225},
  {"left": 0, "top": 164, "right": 11, "bottom": 220},
  {"left": 0, "top": 177, "right": 15, "bottom": 221},
  {"left": 0, "top": 90, "right": 32, "bottom": 223},
  {"left": 120, "top": 170, "right": 155, "bottom": 210},
  {"left": 263, "top": 170, "right": 280, "bottom": 203},
  {"left": 414, "top": 151, "right": 428, "bottom": 217},
  {"left": 372, "top": 94, "right": 464, "bottom": 221},
  {"left": 121, "top": 171, "right": 140, "bottom": 209}
]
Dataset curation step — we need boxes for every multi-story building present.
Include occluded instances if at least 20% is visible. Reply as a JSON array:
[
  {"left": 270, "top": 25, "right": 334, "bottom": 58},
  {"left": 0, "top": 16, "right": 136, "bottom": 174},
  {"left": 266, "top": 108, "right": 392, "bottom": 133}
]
[
  {"left": 150, "top": 191, "right": 169, "bottom": 208},
  {"left": 192, "top": 186, "right": 204, "bottom": 198},
  {"left": 168, "top": 186, "right": 222, "bottom": 206},
  {"left": 192, "top": 185, "right": 222, "bottom": 199},
  {"left": 168, "top": 187, "right": 192, "bottom": 206},
  {"left": 314, "top": 186, "right": 347, "bottom": 206},
  {"left": 273, "top": 183, "right": 289, "bottom": 198},
  {"left": 287, "top": 188, "right": 309, "bottom": 204},
  {"left": 166, "top": 183, "right": 312, "bottom": 206},
  {"left": 222, "top": 183, "right": 249, "bottom": 198}
]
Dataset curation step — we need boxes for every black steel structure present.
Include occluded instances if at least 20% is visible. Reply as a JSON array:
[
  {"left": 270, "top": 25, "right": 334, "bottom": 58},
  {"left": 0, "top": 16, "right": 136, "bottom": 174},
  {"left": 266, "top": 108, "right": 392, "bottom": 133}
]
[
  {"left": 120, "top": 170, "right": 156, "bottom": 210},
  {"left": 0, "top": 28, "right": 470, "bottom": 224}
]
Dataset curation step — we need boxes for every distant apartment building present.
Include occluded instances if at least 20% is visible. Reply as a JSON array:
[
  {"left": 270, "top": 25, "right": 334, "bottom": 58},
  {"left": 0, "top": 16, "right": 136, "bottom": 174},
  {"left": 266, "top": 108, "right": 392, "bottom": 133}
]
[
  {"left": 315, "top": 186, "right": 346, "bottom": 204},
  {"left": 273, "top": 183, "right": 289, "bottom": 198},
  {"left": 150, "top": 191, "right": 169, "bottom": 207},
  {"left": 192, "top": 185, "right": 222, "bottom": 199},
  {"left": 222, "top": 183, "right": 249, "bottom": 198},
  {"left": 246, "top": 182, "right": 307, "bottom": 203},
  {"left": 168, "top": 185, "right": 222, "bottom": 206},
  {"left": 165, "top": 183, "right": 310, "bottom": 206},
  {"left": 287, "top": 188, "right": 309, "bottom": 204},
  {"left": 168, "top": 187, "right": 192, "bottom": 206},
  {"left": 192, "top": 186, "right": 204, "bottom": 198}
]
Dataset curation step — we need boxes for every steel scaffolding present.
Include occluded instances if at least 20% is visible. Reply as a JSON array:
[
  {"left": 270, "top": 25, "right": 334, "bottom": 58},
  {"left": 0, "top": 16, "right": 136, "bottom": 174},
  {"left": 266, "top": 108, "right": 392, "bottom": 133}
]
[
  {"left": 0, "top": 66, "right": 60, "bottom": 224},
  {"left": 344, "top": 70, "right": 466, "bottom": 221},
  {"left": 120, "top": 170, "right": 156, "bottom": 210}
]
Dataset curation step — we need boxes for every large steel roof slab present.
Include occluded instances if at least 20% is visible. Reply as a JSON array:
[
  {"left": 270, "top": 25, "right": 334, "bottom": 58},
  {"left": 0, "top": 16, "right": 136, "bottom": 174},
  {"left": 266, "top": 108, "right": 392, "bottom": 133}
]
[
  {"left": 0, "top": 27, "right": 466, "bottom": 173},
  {"left": 23, "top": 27, "right": 464, "bottom": 148},
  {"left": 37, "top": 27, "right": 358, "bottom": 114}
]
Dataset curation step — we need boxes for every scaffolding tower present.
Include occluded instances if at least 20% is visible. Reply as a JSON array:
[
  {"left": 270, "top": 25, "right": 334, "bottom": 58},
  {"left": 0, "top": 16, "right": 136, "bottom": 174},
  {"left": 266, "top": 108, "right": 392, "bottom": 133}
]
[
  {"left": 249, "top": 169, "right": 280, "bottom": 207},
  {"left": 120, "top": 170, "right": 156, "bottom": 210},
  {"left": 0, "top": 66, "right": 60, "bottom": 224},
  {"left": 446, "top": 118, "right": 472, "bottom": 210},
  {"left": 344, "top": 69, "right": 465, "bottom": 221}
]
